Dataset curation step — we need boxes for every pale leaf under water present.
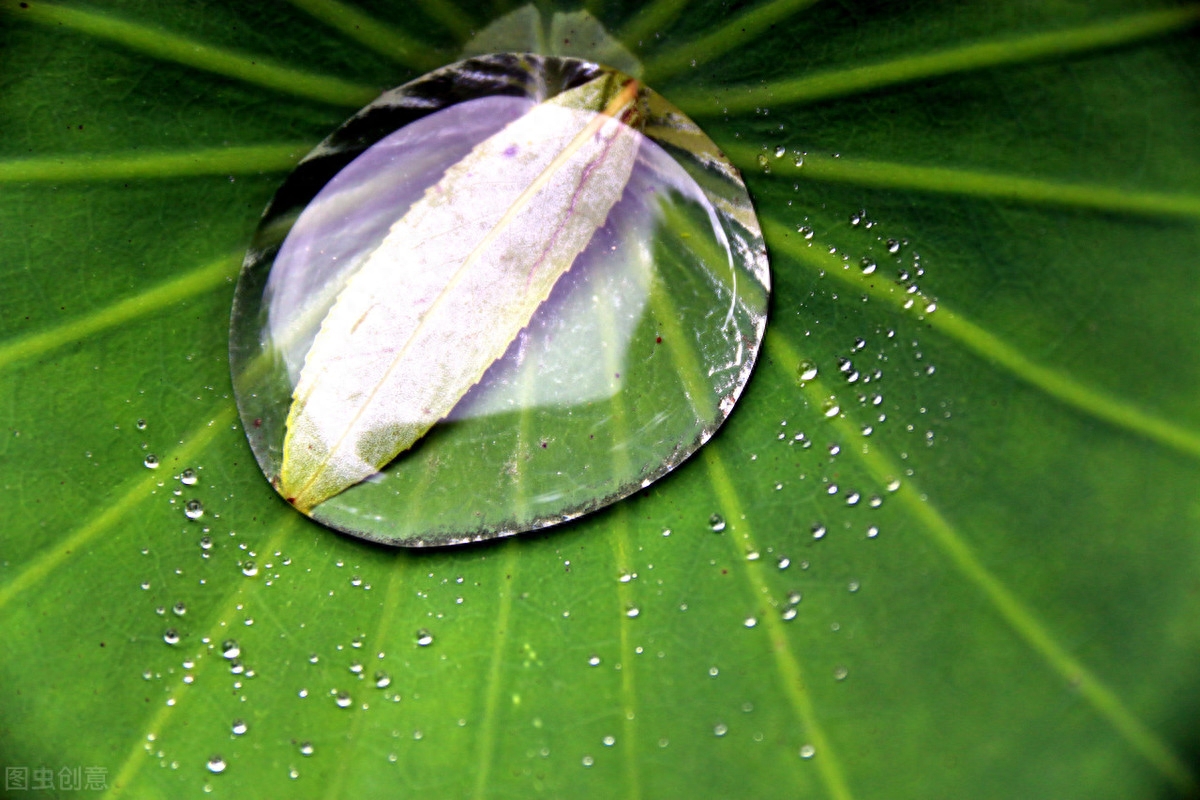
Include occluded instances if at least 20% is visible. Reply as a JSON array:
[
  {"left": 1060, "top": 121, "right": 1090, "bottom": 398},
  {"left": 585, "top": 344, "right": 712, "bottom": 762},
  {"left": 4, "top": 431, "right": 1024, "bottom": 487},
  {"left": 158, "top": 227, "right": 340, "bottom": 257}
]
[{"left": 280, "top": 74, "right": 644, "bottom": 511}]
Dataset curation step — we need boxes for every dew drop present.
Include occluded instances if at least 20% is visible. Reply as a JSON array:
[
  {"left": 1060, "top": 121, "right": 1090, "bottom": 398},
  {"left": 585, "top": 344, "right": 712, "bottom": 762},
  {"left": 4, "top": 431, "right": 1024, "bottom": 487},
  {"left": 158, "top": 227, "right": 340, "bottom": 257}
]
[
  {"left": 241, "top": 561, "right": 258, "bottom": 577},
  {"left": 743, "top": 616, "right": 757, "bottom": 628},
  {"left": 180, "top": 468, "right": 198, "bottom": 486},
  {"left": 625, "top": 606, "right": 640, "bottom": 619},
  {"left": 582, "top": 755, "right": 594, "bottom": 767},
  {"left": 822, "top": 399, "right": 840, "bottom": 418},
  {"left": 206, "top": 756, "right": 226, "bottom": 774},
  {"left": 349, "top": 661, "right": 363, "bottom": 674},
  {"left": 172, "top": 602, "right": 186, "bottom": 617},
  {"left": 335, "top": 691, "right": 353, "bottom": 708},
  {"left": 834, "top": 666, "right": 849, "bottom": 681},
  {"left": 143, "top": 454, "right": 159, "bottom": 469},
  {"left": 800, "top": 744, "right": 816, "bottom": 759},
  {"left": 221, "top": 639, "right": 240, "bottom": 659},
  {"left": 184, "top": 500, "right": 204, "bottom": 520},
  {"left": 136, "top": 419, "right": 148, "bottom": 430},
  {"left": 231, "top": 719, "right": 247, "bottom": 736},
  {"left": 811, "top": 524, "right": 826, "bottom": 540},
  {"left": 375, "top": 671, "right": 392, "bottom": 689},
  {"left": 299, "top": 742, "right": 314, "bottom": 757},
  {"left": 415, "top": 629, "right": 433, "bottom": 647},
  {"left": 163, "top": 629, "right": 180, "bottom": 646},
  {"left": 602, "top": 735, "right": 616, "bottom": 747},
  {"left": 796, "top": 360, "right": 818, "bottom": 382},
  {"left": 588, "top": 655, "right": 602, "bottom": 667},
  {"left": 708, "top": 514, "right": 726, "bottom": 532},
  {"left": 713, "top": 723, "right": 728, "bottom": 737},
  {"left": 773, "top": 145, "right": 786, "bottom": 158}
]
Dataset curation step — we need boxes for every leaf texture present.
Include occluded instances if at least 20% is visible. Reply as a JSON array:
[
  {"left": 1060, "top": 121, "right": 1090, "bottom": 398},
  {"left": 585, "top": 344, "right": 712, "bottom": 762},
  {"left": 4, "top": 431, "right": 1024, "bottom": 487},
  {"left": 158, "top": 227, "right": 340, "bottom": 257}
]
[{"left": 280, "top": 74, "right": 644, "bottom": 511}]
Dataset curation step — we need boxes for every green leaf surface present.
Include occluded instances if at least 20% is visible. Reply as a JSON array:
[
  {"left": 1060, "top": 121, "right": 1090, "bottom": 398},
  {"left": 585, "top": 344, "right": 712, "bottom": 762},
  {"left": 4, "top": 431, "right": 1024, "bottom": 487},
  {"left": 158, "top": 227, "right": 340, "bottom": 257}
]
[{"left": 1, "top": 1, "right": 1198, "bottom": 798}]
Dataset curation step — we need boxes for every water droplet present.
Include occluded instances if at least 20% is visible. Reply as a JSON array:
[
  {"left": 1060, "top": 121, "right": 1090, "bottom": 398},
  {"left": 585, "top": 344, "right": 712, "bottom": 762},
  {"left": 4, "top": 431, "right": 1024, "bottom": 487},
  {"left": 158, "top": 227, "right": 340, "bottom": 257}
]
[
  {"left": 709, "top": 666, "right": 720, "bottom": 677},
  {"left": 184, "top": 500, "right": 204, "bottom": 520},
  {"left": 848, "top": 581, "right": 860, "bottom": 593},
  {"left": 845, "top": 491, "right": 860, "bottom": 506},
  {"left": 811, "top": 524, "right": 826, "bottom": 540},
  {"left": 781, "top": 607, "right": 797, "bottom": 621},
  {"left": 708, "top": 514, "right": 726, "bottom": 532},
  {"left": 860, "top": 259, "right": 877, "bottom": 275},
  {"left": 415, "top": 629, "right": 433, "bottom": 647},
  {"left": 796, "top": 360, "right": 818, "bottom": 382},
  {"left": 588, "top": 655, "right": 601, "bottom": 667},
  {"left": 221, "top": 640, "right": 240, "bottom": 659},
  {"left": 206, "top": 756, "right": 226, "bottom": 774},
  {"left": 136, "top": 419, "right": 148, "bottom": 430},
  {"left": 602, "top": 735, "right": 616, "bottom": 747},
  {"left": 308, "top": 653, "right": 319, "bottom": 664},
  {"left": 886, "top": 478, "right": 901, "bottom": 492},
  {"left": 172, "top": 602, "right": 186, "bottom": 617},
  {"left": 199, "top": 536, "right": 213, "bottom": 550},
  {"left": 822, "top": 399, "right": 840, "bottom": 418},
  {"left": 335, "top": 691, "right": 353, "bottom": 708},
  {"left": 229, "top": 55, "right": 771, "bottom": 547},
  {"left": 777, "top": 556, "right": 790, "bottom": 569},
  {"left": 867, "top": 525, "right": 880, "bottom": 538},
  {"left": 231, "top": 719, "right": 247, "bottom": 736},
  {"left": 743, "top": 616, "right": 757, "bottom": 628},
  {"left": 756, "top": 153, "right": 769, "bottom": 169},
  {"left": 299, "top": 742, "right": 314, "bottom": 757},
  {"left": 375, "top": 671, "right": 391, "bottom": 688},
  {"left": 713, "top": 723, "right": 728, "bottom": 737},
  {"left": 799, "top": 744, "right": 816, "bottom": 759},
  {"left": 241, "top": 561, "right": 258, "bottom": 577},
  {"left": 289, "top": 768, "right": 300, "bottom": 779},
  {"left": 886, "top": 238, "right": 901, "bottom": 254},
  {"left": 625, "top": 606, "right": 640, "bottom": 619},
  {"left": 582, "top": 755, "right": 594, "bottom": 767},
  {"left": 834, "top": 666, "right": 849, "bottom": 681},
  {"left": 349, "top": 661, "right": 363, "bottom": 674},
  {"left": 180, "top": 468, "right": 197, "bottom": 486},
  {"left": 143, "top": 454, "right": 159, "bottom": 469},
  {"left": 163, "top": 629, "right": 180, "bottom": 646}
]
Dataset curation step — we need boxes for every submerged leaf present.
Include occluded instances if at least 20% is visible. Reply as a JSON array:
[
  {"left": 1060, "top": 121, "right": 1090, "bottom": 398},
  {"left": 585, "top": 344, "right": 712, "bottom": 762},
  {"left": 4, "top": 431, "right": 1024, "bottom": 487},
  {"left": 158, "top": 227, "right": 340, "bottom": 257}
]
[{"left": 280, "top": 74, "right": 644, "bottom": 511}]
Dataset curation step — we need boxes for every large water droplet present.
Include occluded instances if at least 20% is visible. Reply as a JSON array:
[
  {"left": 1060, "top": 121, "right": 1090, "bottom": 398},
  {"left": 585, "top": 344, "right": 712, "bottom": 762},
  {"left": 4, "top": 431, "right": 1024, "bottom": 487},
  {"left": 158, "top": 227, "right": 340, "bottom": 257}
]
[
  {"left": 229, "top": 54, "right": 769, "bottom": 547},
  {"left": 708, "top": 514, "right": 726, "bottom": 532},
  {"left": 221, "top": 640, "right": 240, "bottom": 659},
  {"left": 184, "top": 500, "right": 204, "bottom": 520},
  {"left": 415, "top": 629, "right": 434, "bottom": 647},
  {"left": 206, "top": 756, "right": 226, "bottom": 774}
]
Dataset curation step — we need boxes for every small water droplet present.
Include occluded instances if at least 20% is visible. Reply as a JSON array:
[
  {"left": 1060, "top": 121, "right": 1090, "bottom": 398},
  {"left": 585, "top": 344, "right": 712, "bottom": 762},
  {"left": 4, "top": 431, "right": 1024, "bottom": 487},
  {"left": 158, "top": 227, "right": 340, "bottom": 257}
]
[
  {"left": 625, "top": 606, "right": 640, "bottom": 619},
  {"left": 860, "top": 259, "right": 877, "bottom": 275},
  {"left": 163, "top": 629, "right": 180, "bottom": 645},
  {"left": 811, "top": 524, "right": 826, "bottom": 540},
  {"left": 588, "top": 655, "right": 601, "bottom": 667},
  {"left": 221, "top": 640, "right": 240, "bottom": 659},
  {"left": 796, "top": 360, "right": 818, "bottom": 382},
  {"left": 299, "top": 742, "right": 314, "bottom": 756},
  {"left": 777, "top": 556, "right": 790, "bottom": 569},
  {"left": 171, "top": 602, "right": 186, "bottom": 617},
  {"left": 143, "top": 454, "right": 159, "bottom": 469},
  {"left": 582, "top": 755, "right": 594, "bottom": 767},
  {"left": 867, "top": 525, "right": 880, "bottom": 538},
  {"left": 349, "top": 661, "right": 363, "bottom": 674},
  {"left": 886, "top": 239, "right": 901, "bottom": 254},
  {"left": 708, "top": 514, "right": 726, "bottom": 532},
  {"left": 800, "top": 744, "right": 816, "bottom": 759},
  {"left": 743, "top": 616, "right": 757, "bottom": 628},
  {"left": 199, "top": 536, "right": 213, "bottom": 550},
  {"left": 834, "top": 666, "right": 849, "bottom": 681},
  {"left": 848, "top": 581, "right": 860, "bottom": 593},
  {"left": 335, "top": 691, "right": 352, "bottom": 708},
  {"left": 231, "top": 719, "right": 247, "bottom": 736},
  {"left": 136, "top": 419, "right": 148, "bottom": 430},
  {"left": 822, "top": 399, "right": 840, "bottom": 418},
  {"left": 781, "top": 607, "right": 797, "bottom": 621},
  {"left": 375, "top": 671, "right": 391, "bottom": 688},
  {"left": 206, "top": 756, "right": 226, "bottom": 774},
  {"left": 602, "top": 735, "right": 616, "bottom": 747},
  {"left": 713, "top": 723, "right": 728, "bottom": 737},
  {"left": 415, "top": 629, "right": 433, "bottom": 647},
  {"left": 184, "top": 499, "right": 204, "bottom": 520},
  {"left": 180, "top": 468, "right": 197, "bottom": 486}
]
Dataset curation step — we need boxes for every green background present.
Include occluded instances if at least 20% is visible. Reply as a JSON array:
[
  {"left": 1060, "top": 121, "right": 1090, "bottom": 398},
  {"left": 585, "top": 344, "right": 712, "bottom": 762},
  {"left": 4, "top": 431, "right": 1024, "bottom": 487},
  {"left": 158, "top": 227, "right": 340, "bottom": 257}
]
[{"left": 1, "top": 0, "right": 1198, "bottom": 798}]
